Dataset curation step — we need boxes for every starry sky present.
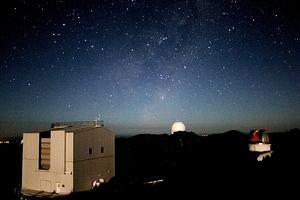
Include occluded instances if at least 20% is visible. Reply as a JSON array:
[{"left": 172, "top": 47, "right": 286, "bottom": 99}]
[{"left": 0, "top": 0, "right": 299, "bottom": 136}]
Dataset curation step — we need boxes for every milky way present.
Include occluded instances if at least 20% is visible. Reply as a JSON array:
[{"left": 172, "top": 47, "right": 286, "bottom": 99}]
[{"left": 0, "top": 0, "right": 299, "bottom": 135}]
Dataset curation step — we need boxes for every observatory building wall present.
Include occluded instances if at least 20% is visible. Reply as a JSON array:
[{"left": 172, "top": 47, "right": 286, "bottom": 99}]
[
  {"left": 22, "top": 122, "right": 115, "bottom": 195},
  {"left": 73, "top": 127, "right": 115, "bottom": 192}
]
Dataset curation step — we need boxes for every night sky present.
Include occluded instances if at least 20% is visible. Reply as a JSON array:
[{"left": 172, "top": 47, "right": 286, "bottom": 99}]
[{"left": 0, "top": 0, "right": 299, "bottom": 136}]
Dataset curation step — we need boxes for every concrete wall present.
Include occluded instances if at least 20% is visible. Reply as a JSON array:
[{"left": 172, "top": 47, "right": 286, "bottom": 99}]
[
  {"left": 51, "top": 130, "right": 65, "bottom": 173},
  {"left": 22, "top": 133, "right": 57, "bottom": 193},
  {"left": 50, "top": 130, "right": 73, "bottom": 194},
  {"left": 73, "top": 127, "right": 115, "bottom": 192},
  {"left": 22, "top": 133, "right": 40, "bottom": 191}
]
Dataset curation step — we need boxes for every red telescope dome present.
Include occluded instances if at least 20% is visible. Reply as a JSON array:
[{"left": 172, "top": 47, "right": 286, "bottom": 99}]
[{"left": 250, "top": 129, "right": 269, "bottom": 144}]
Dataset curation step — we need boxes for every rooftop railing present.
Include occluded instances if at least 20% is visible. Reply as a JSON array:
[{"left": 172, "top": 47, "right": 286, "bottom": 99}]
[{"left": 51, "top": 120, "right": 104, "bottom": 128}]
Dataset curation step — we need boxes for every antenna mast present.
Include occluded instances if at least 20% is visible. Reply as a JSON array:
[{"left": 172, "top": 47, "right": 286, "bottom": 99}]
[{"left": 95, "top": 114, "right": 101, "bottom": 127}]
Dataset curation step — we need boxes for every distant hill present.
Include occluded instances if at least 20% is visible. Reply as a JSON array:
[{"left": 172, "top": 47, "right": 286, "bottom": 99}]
[{"left": 114, "top": 129, "right": 300, "bottom": 196}]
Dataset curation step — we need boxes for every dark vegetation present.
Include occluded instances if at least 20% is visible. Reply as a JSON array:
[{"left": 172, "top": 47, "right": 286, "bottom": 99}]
[
  {"left": 1, "top": 129, "right": 300, "bottom": 199},
  {"left": 0, "top": 138, "right": 22, "bottom": 200}
]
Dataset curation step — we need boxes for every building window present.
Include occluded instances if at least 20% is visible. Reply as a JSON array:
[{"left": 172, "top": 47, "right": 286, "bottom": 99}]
[
  {"left": 89, "top": 148, "right": 92, "bottom": 154},
  {"left": 101, "top": 146, "right": 104, "bottom": 153}
]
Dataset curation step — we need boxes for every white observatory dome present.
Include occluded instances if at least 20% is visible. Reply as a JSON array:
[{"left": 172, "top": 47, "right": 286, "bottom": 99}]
[{"left": 171, "top": 121, "right": 186, "bottom": 134}]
